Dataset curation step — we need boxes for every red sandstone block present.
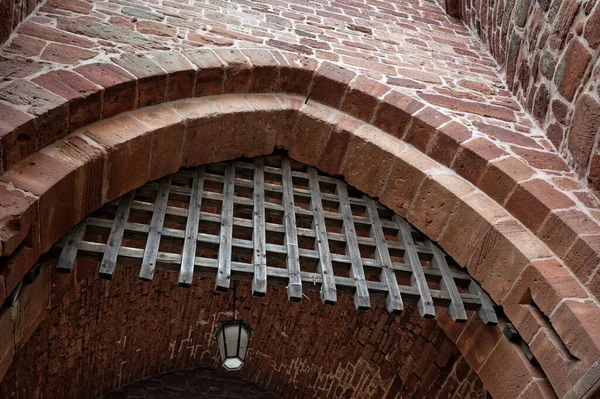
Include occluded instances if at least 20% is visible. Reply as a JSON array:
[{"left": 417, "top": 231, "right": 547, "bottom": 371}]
[
  {"left": 241, "top": 49, "right": 280, "bottom": 93},
  {"left": 455, "top": 315, "right": 503, "bottom": 372},
  {"left": 112, "top": 53, "right": 167, "bottom": 107},
  {"left": 550, "top": 300, "right": 600, "bottom": 368},
  {"left": 210, "top": 96, "right": 254, "bottom": 162},
  {"left": 40, "top": 42, "right": 97, "bottom": 64},
  {"left": 477, "top": 156, "right": 535, "bottom": 205},
  {"left": 503, "top": 259, "right": 588, "bottom": 342},
  {"left": 452, "top": 138, "right": 506, "bottom": 185},
  {"left": 419, "top": 93, "right": 516, "bottom": 122},
  {"left": 473, "top": 122, "right": 543, "bottom": 149},
  {"left": 538, "top": 209, "right": 600, "bottom": 258},
  {"left": 39, "top": 135, "right": 105, "bottom": 231},
  {"left": 0, "top": 308, "right": 14, "bottom": 383},
  {"left": 14, "top": 266, "right": 50, "bottom": 351},
  {"left": 82, "top": 115, "right": 152, "bottom": 202},
  {"left": 213, "top": 49, "right": 252, "bottom": 94},
  {"left": 277, "top": 52, "right": 317, "bottom": 96},
  {"left": 33, "top": 70, "right": 102, "bottom": 132},
  {"left": 131, "top": 105, "right": 186, "bottom": 181},
  {"left": 563, "top": 234, "right": 600, "bottom": 284},
  {"left": 150, "top": 52, "right": 195, "bottom": 101},
  {"left": 317, "top": 113, "right": 362, "bottom": 175},
  {"left": 438, "top": 192, "right": 509, "bottom": 268},
  {"left": 75, "top": 63, "right": 136, "bottom": 119},
  {"left": 0, "top": 103, "right": 36, "bottom": 172},
  {"left": 427, "top": 121, "right": 472, "bottom": 167},
  {"left": 0, "top": 184, "right": 38, "bottom": 258},
  {"left": 511, "top": 146, "right": 570, "bottom": 172},
  {"left": 517, "top": 378, "right": 559, "bottom": 399},
  {"left": 243, "top": 95, "right": 287, "bottom": 158},
  {"left": 372, "top": 91, "right": 423, "bottom": 138},
  {"left": 341, "top": 124, "right": 405, "bottom": 198},
  {"left": 478, "top": 336, "right": 544, "bottom": 398},
  {"left": 288, "top": 103, "right": 336, "bottom": 167},
  {"left": 1, "top": 152, "right": 79, "bottom": 253},
  {"left": 407, "top": 172, "right": 474, "bottom": 241},
  {"left": 311, "top": 62, "right": 356, "bottom": 109},
  {"left": 403, "top": 107, "right": 449, "bottom": 152},
  {"left": 555, "top": 39, "right": 591, "bottom": 102},
  {"left": 18, "top": 21, "right": 96, "bottom": 48},
  {"left": 41, "top": 0, "right": 92, "bottom": 14},
  {"left": 0, "top": 79, "right": 69, "bottom": 149},
  {"left": 173, "top": 99, "right": 221, "bottom": 167},
  {"left": 341, "top": 75, "right": 389, "bottom": 122},
  {"left": 505, "top": 179, "right": 576, "bottom": 234},
  {"left": 182, "top": 49, "right": 225, "bottom": 97}
]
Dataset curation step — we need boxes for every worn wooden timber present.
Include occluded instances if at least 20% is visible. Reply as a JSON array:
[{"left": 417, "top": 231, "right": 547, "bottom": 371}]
[{"left": 56, "top": 153, "right": 498, "bottom": 325}]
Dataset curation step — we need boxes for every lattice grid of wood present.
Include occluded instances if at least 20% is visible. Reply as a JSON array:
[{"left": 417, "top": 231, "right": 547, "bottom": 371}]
[{"left": 57, "top": 154, "right": 497, "bottom": 325}]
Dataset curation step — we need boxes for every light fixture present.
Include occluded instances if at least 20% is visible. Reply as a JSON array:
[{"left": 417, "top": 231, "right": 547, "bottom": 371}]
[{"left": 213, "top": 281, "right": 254, "bottom": 371}]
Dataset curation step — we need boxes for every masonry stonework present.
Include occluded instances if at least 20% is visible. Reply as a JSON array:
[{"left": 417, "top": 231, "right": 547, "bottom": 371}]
[{"left": 0, "top": 0, "right": 599, "bottom": 397}]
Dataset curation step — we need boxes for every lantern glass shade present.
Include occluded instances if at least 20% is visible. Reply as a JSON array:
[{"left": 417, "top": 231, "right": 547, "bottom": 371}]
[{"left": 213, "top": 320, "right": 254, "bottom": 371}]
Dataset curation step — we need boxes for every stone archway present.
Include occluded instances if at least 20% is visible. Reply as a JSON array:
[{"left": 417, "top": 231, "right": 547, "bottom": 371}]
[{"left": 1, "top": 90, "right": 596, "bottom": 398}]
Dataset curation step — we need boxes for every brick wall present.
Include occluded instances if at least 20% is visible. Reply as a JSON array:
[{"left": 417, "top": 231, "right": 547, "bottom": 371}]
[
  {"left": 458, "top": 0, "right": 600, "bottom": 194},
  {"left": 0, "top": 258, "right": 486, "bottom": 399},
  {"left": 0, "top": 0, "right": 43, "bottom": 44}
]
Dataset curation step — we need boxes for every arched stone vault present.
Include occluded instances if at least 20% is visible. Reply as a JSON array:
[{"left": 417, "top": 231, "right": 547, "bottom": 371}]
[
  {"left": 0, "top": 0, "right": 599, "bottom": 398},
  {"left": 0, "top": 90, "right": 598, "bottom": 398}
]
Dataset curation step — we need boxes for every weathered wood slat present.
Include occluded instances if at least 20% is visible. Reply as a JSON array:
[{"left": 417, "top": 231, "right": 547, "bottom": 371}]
[
  {"left": 429, "top": 241, "right": 467, "bottom": 322},
  {"left": 308, "top": 167, "right": 337, "bottom": 305},
  {"left": 139, "top": 176, "right": 172, "bottom": 281},
  {"left": 365, "top": 198, "right": 404, "bottom": 314},
  {"left": 215, "top": 161, "right": 235, "bottom": 292},
  {"left": 99, "top": 191, "right": 135, "bottom": 279},
  {"left": 57, "top": 219, "right": 88, "bottom": 273},
  {"left": 396, "top": 216, "right": 436, "bottom": 318},
  {"left": 252, "top": 158, "right": 267, "bottom": 297},
  {"left": 469, "top": 280, "right": 499, "bottom": 326},
  {"left": 337, "top": 182, "right": 370, "bottom": 310},
  {"left": 281, "top": 156, "right": 303, "bottom": 302},
  {"left": 178, "top": 166, "right": 205, "bottom": 287}
]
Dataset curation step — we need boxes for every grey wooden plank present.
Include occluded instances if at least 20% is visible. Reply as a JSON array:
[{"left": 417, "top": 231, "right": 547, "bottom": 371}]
[
  {"left": 99, "top": 191, "right": 135, "bottom": 280},
  {"left": 252, "top": 157, "right": 267, "bottom": 297},
  {"left": 365, "top": 198, "right": 404, "bottom": 314},
  {"left": 281, "top": 156, "right": 302, "bottom": 302},
  {"left": 396, "top": 216, "right": 436, "bottom": 318},
  {"left": 57, "top": 219, "right": 88, "bottom": 273},
  {"left": 178, "top": 166, "right": 205, "bottom": 287},
  {"left": 307, "top": 167, "right": 337, "bottom": 305},
  {"left": 215, "top": 161, "right": 235, "bottom": 292},
  {"left": 139, "top": 175, "right": 172, "bottom": 281},
  {"left": 469, "top": 280, "right": 498, "bottom": 326},
  {"left": 337, "top": 182, "right": 370, "bottom": 310},
  {"left": 429, "top": 241, "right": 467, "bottom": 322}
]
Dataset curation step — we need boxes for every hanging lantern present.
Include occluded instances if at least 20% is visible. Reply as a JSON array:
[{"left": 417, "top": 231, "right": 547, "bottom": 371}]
[{"left": 213, "top": 320, "right": 254, "bottom": 371}]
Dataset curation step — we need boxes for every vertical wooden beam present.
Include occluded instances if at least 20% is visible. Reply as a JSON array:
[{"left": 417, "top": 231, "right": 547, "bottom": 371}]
[
  {"left": 396, "top": 217, "right": 436, "bottom": 318},
  {"left": 281, "top": 156, "right": 303, "bottom": 302},
  {"left": 99, "top": 191, "right": 136, "bottom": 279},
  {"left": 307, "top": 167, "right": 337, "bottom": 305},
  {"left": 178, "top": 166, "right": 205, "bottom": 287},
  {"left": 139, "top": 175, "right": 172, "bottom": 281},
  {"left": 336, "top": 182, "right": 370, "bottom": 310},
  {"left": 215, "top": 161, "right": 235, "bottom": 292},
  {"left": 365, "top": 198, "right": 404, "bottom": 314},
  {"left": 252, "top": 158, "right": 267, "bottom": 297},
  {"left": 57, "top": 220, "right": 88, "bottom": 273},
  {"left": 469, "top": 280, "right": 499, "bottom": 326},
  {"left": 429, "top": 241, "right": 467, "bottom": 322}
]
